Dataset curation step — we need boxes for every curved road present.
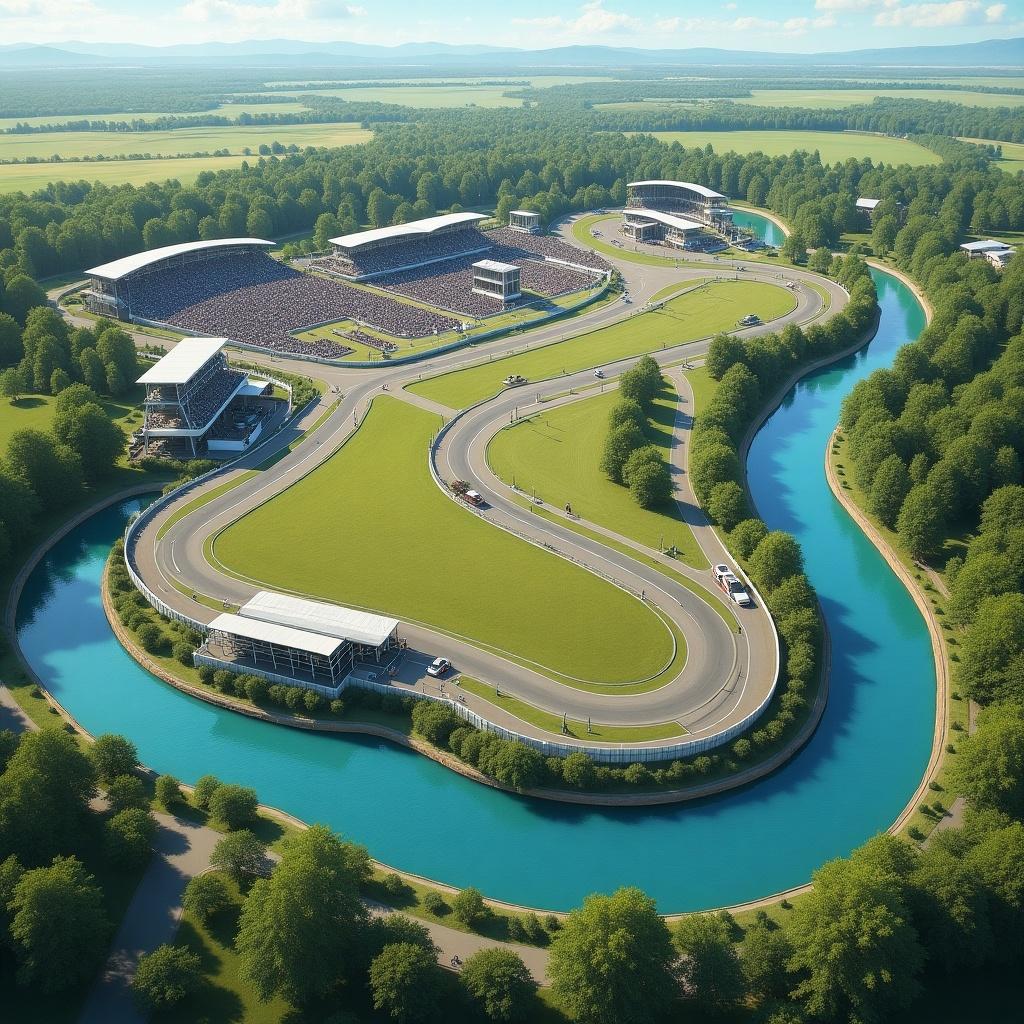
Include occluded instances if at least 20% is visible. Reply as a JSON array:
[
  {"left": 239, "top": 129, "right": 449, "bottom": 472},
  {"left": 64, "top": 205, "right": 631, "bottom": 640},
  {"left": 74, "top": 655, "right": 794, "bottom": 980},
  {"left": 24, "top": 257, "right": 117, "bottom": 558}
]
[{"left": 101, "top": 214, "right": 847, "bottom": 750}]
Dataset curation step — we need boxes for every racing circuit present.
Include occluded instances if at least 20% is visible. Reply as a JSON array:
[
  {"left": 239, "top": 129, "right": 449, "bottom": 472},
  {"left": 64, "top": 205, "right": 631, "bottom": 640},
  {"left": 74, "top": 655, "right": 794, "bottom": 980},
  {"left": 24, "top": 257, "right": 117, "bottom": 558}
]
[{"left": 74, "top": 207, "right": 850, "bottom": 763}]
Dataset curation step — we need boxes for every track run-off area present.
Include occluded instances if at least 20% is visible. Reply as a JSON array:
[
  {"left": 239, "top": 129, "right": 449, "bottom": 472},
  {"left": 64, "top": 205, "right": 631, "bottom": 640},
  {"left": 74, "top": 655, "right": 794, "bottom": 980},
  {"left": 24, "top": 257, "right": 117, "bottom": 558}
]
[
  {"left": 14, "top": 211, "right": 937, "bottom": 911},
  {"left": 122, "top": 212, "right": 844, "bottom": 755}
]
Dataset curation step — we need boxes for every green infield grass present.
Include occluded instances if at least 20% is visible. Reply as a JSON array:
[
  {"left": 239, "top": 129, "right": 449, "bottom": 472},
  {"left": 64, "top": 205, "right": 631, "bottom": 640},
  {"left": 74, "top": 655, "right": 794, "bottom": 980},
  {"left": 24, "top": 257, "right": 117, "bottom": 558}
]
[
  {"left": 407, "top": 279, "right": 796, "bottom": 409},
  {"left": 634, "top": 130, "right": 941, "bottom": 165},
  {"left": 212, "top": 396, "right": 677, "bottom": 688},
  {"left": 488, "top": 384, "right": 708, "bottom": 568},
  {"left": 959, "top": 137, "right": 1024, "bottom": 174},
  {"left": 457, "top": 676, "right": 686, "bottom": 741},
  {"left": 0, "top": 122, "right": 371, "bottom": 162}
]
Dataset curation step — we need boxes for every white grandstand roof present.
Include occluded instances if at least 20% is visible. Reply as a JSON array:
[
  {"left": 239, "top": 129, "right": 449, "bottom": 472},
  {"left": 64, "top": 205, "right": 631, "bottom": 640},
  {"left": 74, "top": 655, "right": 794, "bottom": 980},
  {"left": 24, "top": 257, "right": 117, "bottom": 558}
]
[
  {"left": 473, "top": 259, "right": 519, "bottom": 273},
  {"left": 961, "top": 239, "right": 1012, "bottom": 253},
  {"left": 86, "top": 238, "right": 275, "bottom": 282},
  {"left": 208, "top": 613, "right": 345, "bottom": 658},
  {"left": 137, "top": 338, "right": 227, "bottom": 386},
  {"left": 240, "top": 591, "right": 398, "bottom": 648},
  {"left": 856, "top": 197, "right": 882, "bottom": 210},
  {"left": 626, "top": 208, "right": 702, "bottom": 232},
  {"left": 329, "top": 211, "right": 487, "bottom": 251},
  {"left": 509, "top": 209, "right": 540, "bottom": 217},
  {"left": 627, "top": 180, "right": 726, "bottom": 200}
]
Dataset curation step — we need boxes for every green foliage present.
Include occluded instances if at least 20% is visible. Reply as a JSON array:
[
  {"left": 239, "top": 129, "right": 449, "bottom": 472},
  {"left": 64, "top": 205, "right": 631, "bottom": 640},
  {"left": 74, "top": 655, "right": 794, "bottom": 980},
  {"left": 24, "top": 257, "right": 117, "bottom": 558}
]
[
  {"left": 106, "top": 772, "right": 148, "bottom": 812},
  {"left": 740, "top": 918, "right": 794, "bottom": 998},
  {"left": 369, "top": 942, "right": 443, "bottom": 1023},
  {"left": 731, "top": 518, "right": 768, "bottom": 558},
  {"left": 749, "top": 531, "right": 804, "bottom": 592},
  {"left": 949, "top": 703, "right": 1024, "bottom": 815},
  {"left": 182, "top": 872, "right": 231, "bottom": 923},
  {"left": 104, "top": 807, "right": 156, "bottom": 868},
  {"left": 955, "top": 593, "right": 1024, "bottom": 704},
  {"left": 411, "top": 700, "right": 463, "bottom": 747},
  {"left": 599, "top": 420, "right": 645, "bottom": 484},
  {"left": 548, "top": 886, "right": 677, "bottom": 1024},
  {"left": 7, "top": 855, "right": 110, "bottom": 992},
  {"left": 131, "top": 943, "right": 201, "bottom": 1012},
  {"left": 674, "top": 912, "right": 746, "bottom": 1010},
  {"left": 707, "top": 480, "right": 748, "bottom": 531},
  {"left": 192, "top": 773, "right": 221, "bottom": 809},
  {"left": 207, "top": 782, "right": 259, "bottom": 830},
  {"left": 461, "top": 947, "right": 536, "bottom": 1022},
  {"left": 210, "top": 829, "right": 268, "bottom": 881},
  {"left": 452, "top": 886, "right": 491, "bottom": 929}
]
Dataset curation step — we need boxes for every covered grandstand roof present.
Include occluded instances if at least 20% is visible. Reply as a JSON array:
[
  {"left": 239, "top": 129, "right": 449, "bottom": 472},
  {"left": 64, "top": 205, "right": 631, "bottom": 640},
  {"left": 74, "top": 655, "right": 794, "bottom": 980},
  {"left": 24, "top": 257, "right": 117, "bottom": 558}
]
[
  {"left": 87, "top": 238, "right": 275, "bottom": 282},
  {"left": 627, "top": 180, "right": 727, "bottom": 200},
  {"left": 473, "top": 259, "right": 519, "bottom": 273},
  {"left": 961, "top": 239, "right": 1012, "bottom": 253},
  {"left": 137, "top": 338, "right": 227, "bottom": 386},
  {"left": 856, "top": 197, "right": 882, "bottom": 210},
  {"left": 239, "top": 591, "right": 398, "bottom": 647},
  {"left": 207, "top": 612, "right": 345, "bottom": 658},
  {"left": 626, "top": 209, "right": 702, "bottom": 232},
  {"left": 330, "top": 212, "right": 487, "bottom": 251}
]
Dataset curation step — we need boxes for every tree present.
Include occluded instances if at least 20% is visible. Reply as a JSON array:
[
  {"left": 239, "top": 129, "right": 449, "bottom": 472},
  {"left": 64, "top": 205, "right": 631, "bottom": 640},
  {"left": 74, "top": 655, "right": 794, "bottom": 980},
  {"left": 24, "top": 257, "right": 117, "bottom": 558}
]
[
  {"left": 452, "top": 886, "right": 491, "bottom": 929},
  {"left": 4, "top": 428, "right": 83, "bottom": 508},
  {"left": 548, "top": 887, "right": 677, "bottom": 1024},
  {"left": 105, "top": 807, "right": 156, "bottom": 867},
  {"left": 949, "top": 703, "right": 1024, "bottom": 815},
  {"left": 868, "top": 453, "right": 911, "bottom": 529},
  {"left": 0, "top": 311, "right": 22, "bottom": 365},
  {"left": 236, "top": 825, "right": 368, "bottom": 1003},
  {"left": 809, "top": 247, "right": 832, "bottom": 274},
  {"left": 192, "top": 773, "right": 221, "bottom": 808},
  {"left": 208, "top": 782, "right": 259, "bottom": 830},
  {"left": 674, "top": 913, "right": 746, "bottom": 1010},
  {"left": 8, "top": 856, "right": 110, "bottom": 992},
  {"left": 607, "top": 398, "right": 645, "bottom": 432},
  {"left": 489, "top": 741, "right": 542, "bottom": 790},
  {"left": 369, "top": 942, "right": 443, "bottom": 1023},
  {"left": 0, "top": 728, "right": 96, "bottom": 865},
  {"left": 707, "top": 481, "right": 748, "bottom": 531},
  {"left": 561, "top": 751, "right": 594, "bottom": 789},
  {"left": 52, "top": 401, "right": 124, "bottom": 480},
  {"left": 107, "top": 773, "right": 148, "bottom": 812},
  {"left": 210, "top": 829, "right": 268, "bottom": 881},
  {"left": 627, "top": 458, "right": 673, "bottom": 509},
  {"left": 740, "top": 918, "right": 793, "bottom": 998},
  {"left": 1, "top": 274, "right": 47, "bottom": 325},
  {"left": 787, "top": 854, "right": 924, "bottom": 1023},
  {"left": 749, "top": 531, "right": 803, "bottom": 593},
  {"left": 0, "top": 366, "right": 22, "bottom": 402},
  {"left": 155, "top": 774, "right": 182, "bottom": 808},
  {"left": 461, "top": 947, "right": 536, "bottom": 1022},
  {"left": 781, "top": 229, "right": 807, "bottom": 264},
  {"left": 896, "top": 483, "right": 946, "bottom": 560},
  {"left": 955, "top": 593, "right": 1024, "bottom": 704},
  {"left": 183, "top": 871, "right": 231, "bottom": 923},
  {"left": 132, "top": 944, "right": 201, "bottom": 1012},
  {"left": 600, "top": 421, "right": 644, "bottom": 483},
  {"left": 731, "top": 518, "right": 768, "bottom": 558},
  {"left": 705, "top": 333, "right": 745, "bottom": 380},
  {"left": 90, "top": 732, "right": 138, "bottom": 784}
]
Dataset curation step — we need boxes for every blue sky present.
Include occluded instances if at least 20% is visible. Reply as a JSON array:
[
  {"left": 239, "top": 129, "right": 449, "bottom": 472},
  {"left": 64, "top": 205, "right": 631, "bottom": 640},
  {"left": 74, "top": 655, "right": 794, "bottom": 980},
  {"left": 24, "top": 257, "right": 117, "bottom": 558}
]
[{"left": 3, "top": 0, "right": 1022, "bottom": 50}]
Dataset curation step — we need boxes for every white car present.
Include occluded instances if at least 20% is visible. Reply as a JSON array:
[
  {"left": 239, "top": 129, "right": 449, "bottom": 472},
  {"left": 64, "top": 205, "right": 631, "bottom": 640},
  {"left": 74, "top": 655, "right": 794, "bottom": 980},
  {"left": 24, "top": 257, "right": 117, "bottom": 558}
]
[
  {"left": 594, "top": 368, "right": 605, "bottom": 379},
  {"left": 426, "top": 657, "right": 452, "bottom": 677},
  {"left": 713, "top": 564, "right": 752, "bottom": 607}
]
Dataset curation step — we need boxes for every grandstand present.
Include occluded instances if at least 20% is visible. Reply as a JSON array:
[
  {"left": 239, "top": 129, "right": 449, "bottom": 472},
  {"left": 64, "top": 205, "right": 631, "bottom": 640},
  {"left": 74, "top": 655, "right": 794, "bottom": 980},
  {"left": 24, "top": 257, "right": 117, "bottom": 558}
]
[
  {"left": 626, "top": 181, "right": 733, "bottom": 231},
  {"left": 84, "top": 238, "right": 276, "bottom": 321},
  {"left": 327, "top": 212, "right": 491, "bottom": 279},
  {"left": 509, "top": 210, "right": 542, "bottom": 234},
  {"left": 194, "top": 590, "right": 400, "bottom": 697},
  {"left": 137, "top": 338, "right": 278, "bottom": 458},
  {"left": 623, "top": 209, "right": 702, "bottom": 246}
]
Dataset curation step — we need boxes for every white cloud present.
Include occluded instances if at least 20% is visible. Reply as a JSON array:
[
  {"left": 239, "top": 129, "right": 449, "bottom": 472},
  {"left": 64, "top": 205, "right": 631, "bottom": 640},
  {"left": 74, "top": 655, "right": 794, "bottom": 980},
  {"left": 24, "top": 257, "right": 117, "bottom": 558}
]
[
  {"left": 179, "top": 0, "right": 364, "bottom": 26},
  {"left": 657, "top": 13, "right": 835, "bottom": 37},
  {"left": 875, "top": 1, "right": 1008, "bottom": 27},
  {"left": 513, "top": 1, "right": 640, "bottom": 37}
]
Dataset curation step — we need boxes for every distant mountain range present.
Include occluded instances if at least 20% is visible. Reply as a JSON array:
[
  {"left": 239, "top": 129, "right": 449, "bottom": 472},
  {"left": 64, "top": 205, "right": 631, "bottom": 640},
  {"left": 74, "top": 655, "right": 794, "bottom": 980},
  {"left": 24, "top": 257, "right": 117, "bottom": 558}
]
[{"left": 0, "top": 37, "right": 1021, "bottom": 69}]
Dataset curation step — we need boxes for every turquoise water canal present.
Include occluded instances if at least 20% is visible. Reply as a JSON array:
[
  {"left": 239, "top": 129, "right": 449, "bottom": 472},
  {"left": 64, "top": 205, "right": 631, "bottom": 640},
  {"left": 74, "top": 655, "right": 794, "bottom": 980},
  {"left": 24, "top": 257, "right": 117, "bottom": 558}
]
[{"left": 16, "top": 232, "right": 933, "bottom": 912}]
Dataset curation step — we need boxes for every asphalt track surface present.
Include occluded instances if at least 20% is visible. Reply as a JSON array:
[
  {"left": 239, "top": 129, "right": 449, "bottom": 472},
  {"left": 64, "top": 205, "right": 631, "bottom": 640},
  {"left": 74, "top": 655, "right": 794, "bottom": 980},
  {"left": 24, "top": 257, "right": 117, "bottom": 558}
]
[{"left": 83, "top": 214, "right": 849, "bottom": 750}]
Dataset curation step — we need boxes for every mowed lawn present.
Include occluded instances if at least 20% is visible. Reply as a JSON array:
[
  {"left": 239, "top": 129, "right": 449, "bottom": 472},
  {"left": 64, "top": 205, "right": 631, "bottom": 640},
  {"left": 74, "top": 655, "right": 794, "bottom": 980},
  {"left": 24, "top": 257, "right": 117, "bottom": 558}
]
[
  {"left": 214, "top": 396, "right": 675, "bottom": 686},
  {"left": 0, "top": 122, "right": 372, "bottom": 161},
  {"left": 638, "top": 130, "right": 941, "bottom": 165},
  {"left": 0, "top": 387, "right": 143, "bottom": 451},
  {"left": 959, "top": 137, "right": 1024, "bottom": 174},
  {"left": 488, "top": 385, "right": 708, "bottom": 569},
  {"left": 408, "top": 279, "right": 796, "bottom": 409}
]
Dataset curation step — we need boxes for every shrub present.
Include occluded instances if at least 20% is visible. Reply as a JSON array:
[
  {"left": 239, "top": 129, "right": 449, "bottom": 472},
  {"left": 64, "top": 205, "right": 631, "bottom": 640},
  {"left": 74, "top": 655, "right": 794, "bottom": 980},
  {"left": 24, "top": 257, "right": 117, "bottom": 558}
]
[
  {"left": 182, "top": 873, "right": 230, "bottom": 923},
  {"left": 192, "top": 774, "right": 221, "bottom": 809},
  {"left": 134, "top": 621, "right": 164, "bottom": 654},
  {"left": 304, "top": 690, "right": 323, "bottom": 713},
  {"left": 330, "top": 698, "right": 345, "bottom": 715},
  {"left": 210, "top": 829, "right": 267, "bottom": 881},
  {"left": 105, "top": 808, "right": 155, "bottom": 868},
  {"left": 107, "top": 773, "right": 148, "bottom": 812},
  {"left": 382, "top": 872, "right": 409, "bottom": 900},
  {"left": 155, "top": 774, "right": 182, "bottom": 808},
  {"left": 411, "top": 700, "right": 462, "bottom": 746},
  {"left": 212, "top": 670, "right": 235, "bottom": 693},
  {"left": 562, "top": 751, "right": 595, "bottom": 788},
  {"left": 623, "top": 762, "right": 650, "bottom": 786},
  {"left": 452, "top": 887, "right": 491, "bottom": 929},
  {"left": 422, "top": 890, "right": 447, "bottom": 915},
  {"left": 131, "top": 944, "right": 201, "bottom": 1012},
  {"left": 284, "top": 686, "right": 304, "bottom": 710},
  {"left": 245, "top": 676, "right": 269, "bottom": 704},
  {"left": 208, "top": 783, "right": 258, "bottom": 830},
  {"left": 197, "top": 665, "right": 215, "bottom": 684},
  {"left": 91, "top": 733, "right": 139, "bottom": 783},
  {"left": 732, "top": 738, "right": 752, "bottom": 760},
  {"left": 171, "top": 640, "right": 193, "bottom": 667}
]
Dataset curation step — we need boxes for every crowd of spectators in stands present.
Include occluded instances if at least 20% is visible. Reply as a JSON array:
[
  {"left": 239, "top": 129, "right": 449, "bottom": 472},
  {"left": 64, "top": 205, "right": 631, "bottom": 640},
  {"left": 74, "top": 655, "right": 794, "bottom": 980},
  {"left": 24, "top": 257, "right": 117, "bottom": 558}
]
[
  {"left": 343, "top": 329, "right": 398, "bottom": 354},
  {"left": 328, "top": 226, "right": 491, "bottom": 277},
  {"left": 485, "top": 228, "right": 610, "bottom": 271},
  {"left": 144, "top": 365, "right": 244, "bottom": 430}
]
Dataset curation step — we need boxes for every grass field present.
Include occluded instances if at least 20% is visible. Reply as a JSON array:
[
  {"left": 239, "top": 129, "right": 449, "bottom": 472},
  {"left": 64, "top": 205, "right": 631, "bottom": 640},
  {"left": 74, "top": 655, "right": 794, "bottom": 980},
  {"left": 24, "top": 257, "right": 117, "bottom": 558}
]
[
  {"left": 0, "top": 100, "right": 310, "bottom": 131},
  {"left": 733, "top": 88, "right": 1024, "bottom": 109},
  {"left": 407, "top": 280, "right": 796, "bottom": 409},
  {"left": 488, "top": 385, "right": 708, "bottom": 568},
  {"left": 635, "top": 130, "right": 941, "bottom": 165},
  {"left": 213, "top": 396, "right": 676, "bottom": 687},
  {"left": 0, "top": 122, "right": 371, "bottom": 162},
  {"left": 959, "top": 137, "right": 1024, "bottom": 174},
  {"left": 0, "top": 386, "right": 143, "bottom": 451}
]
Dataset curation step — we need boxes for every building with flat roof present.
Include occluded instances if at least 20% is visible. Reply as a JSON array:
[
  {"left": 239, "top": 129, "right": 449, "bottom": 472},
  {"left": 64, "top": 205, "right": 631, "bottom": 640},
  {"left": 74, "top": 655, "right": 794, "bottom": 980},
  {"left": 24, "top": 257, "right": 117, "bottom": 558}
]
[
  {"left": 856, "top": 197, "right": 882, "bottom": 219},
  {"left": 194, "top": 590, "right": 400, "bottom": 696},
  {"left": 622, "top": 208, "right": 702, "bottom": 246},
  {"left": 84, "top": 238, "right": 275, "bottom": 321},
  {"left": 137, "top": 338, "right": 275, "bottom": 458},
  {"left": 960, "top": 239, "right": 1012, "bottom": 257},
  {"left": 472, "top": 259, "right": 522, "bottom": 302},
  {"left": 508, "top": 210, "right": 542, "bottom": 233},
  {"left": 626, "top": 180, "right": 733, "bottom": 230}
]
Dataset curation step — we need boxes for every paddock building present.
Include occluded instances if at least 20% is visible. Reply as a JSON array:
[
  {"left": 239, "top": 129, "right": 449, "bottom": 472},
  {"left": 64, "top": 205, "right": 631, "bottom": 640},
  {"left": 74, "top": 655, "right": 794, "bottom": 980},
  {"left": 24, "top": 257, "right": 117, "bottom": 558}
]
[
  {"left": 626, "top": 180, "right": 733, "bottom": 230},
  {"left": 472, "top": 259, "right": 522, "bottom": 302},
  {"left": 83, "top": 238, "right": 276, "bottom": 322},
  {"left": 960, "top": 239, "right": 1015, "bottom": 269},
  {"left": 194, "top": 590, "right": 400, "bottom": 697},
  {"left": 137, "top": 338, "right": 278, "bottom": 459},
  {"left": 327, "top": 212, "right": 491, "bottom": 279},
  {"left": 508, "top": 210, "right": 542, "bottom": 233},
  {"left": 622, "top": 208, "right": 702, "bottom": 246}
]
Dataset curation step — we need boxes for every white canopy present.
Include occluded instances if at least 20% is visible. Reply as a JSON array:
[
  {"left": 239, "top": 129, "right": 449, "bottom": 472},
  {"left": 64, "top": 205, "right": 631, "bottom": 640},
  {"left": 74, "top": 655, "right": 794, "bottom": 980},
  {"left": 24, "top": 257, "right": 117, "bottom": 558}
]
[
  {"left": 87, "top": 238, "right": 275, "bottom": 281},
  {"left": 330, "top": 212, "right": 487, "bottom": 251},
  {"left": 239, "top": 591, "right": 398, "bottom": 647},
  {"left": 208, "top": 612, "right": 344, "bottom": 658},
  {"left": 627, "top": 180, "right": 726, "bottom": 200},
  {"left": 137, "top": 338, "right": 227, "bottom": 386},
  {"left": 626, "top": 208, "right": 702, "bottom": 232}
]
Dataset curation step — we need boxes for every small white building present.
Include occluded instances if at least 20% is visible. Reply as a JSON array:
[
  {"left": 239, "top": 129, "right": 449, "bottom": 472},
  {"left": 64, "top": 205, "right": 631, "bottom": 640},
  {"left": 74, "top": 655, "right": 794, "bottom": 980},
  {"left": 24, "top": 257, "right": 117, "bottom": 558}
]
[
  {"left": 622, "top": 208, "right": 702, "bottom": 247},
  {"left": 960, "top": 239, "right": 1013, "bottom": 263},
  {"left": 509, "top": 210, "right": 542, "bottom": 233},
  {"left": 856, "top": 197, "right": 882, "bottom": 220},
  {"left": 472, "top": 259, "right": 522, "bottom": 302}
]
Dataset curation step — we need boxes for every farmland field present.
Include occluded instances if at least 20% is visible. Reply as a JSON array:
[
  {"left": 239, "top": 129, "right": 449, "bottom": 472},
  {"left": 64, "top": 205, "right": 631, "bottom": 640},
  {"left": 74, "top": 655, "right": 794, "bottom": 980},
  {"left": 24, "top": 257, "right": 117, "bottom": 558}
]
[
  {"left": 733, "top": 88, "right": 1024, "bottom": 108},
  {"left": 959, "top": 137, "right": 1024, "bottom": 174},
  {"left": 635, "top": 130, "right": 940, "bottom": 165},
  {"left": 0, "top": 100, "right": 310, "bottom": 131}
]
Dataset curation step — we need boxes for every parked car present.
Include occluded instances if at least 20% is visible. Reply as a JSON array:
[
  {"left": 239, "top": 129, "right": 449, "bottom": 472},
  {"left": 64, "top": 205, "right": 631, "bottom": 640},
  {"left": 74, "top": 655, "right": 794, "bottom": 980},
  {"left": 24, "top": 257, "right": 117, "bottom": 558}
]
[
  {"left": 427, "top": 657, "right": 451, "bottom": 677},
  {"left": 713, "top": 563, "right": 752, "bottom": 607}
]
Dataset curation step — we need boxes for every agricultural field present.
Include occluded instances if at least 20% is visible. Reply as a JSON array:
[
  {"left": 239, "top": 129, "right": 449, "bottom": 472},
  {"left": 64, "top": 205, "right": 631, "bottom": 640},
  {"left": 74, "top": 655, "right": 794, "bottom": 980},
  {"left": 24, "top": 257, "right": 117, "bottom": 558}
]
[
  {"left": 408, "top": 279, "right": 797, "bottom": 409},
  {"left": 213, "top": 395, "right": 676, "bottom": 687},
  {"left": 0, "top": 122, "right": 371, "bottom": 162},
  {"left": 0, "top": 100, "right": 310, "bottom": 130},
  {"left": 959, "top": 137, "right": 1024, "bottom": 174},
  {"left": 733, "top": 88, "right": 1024, "bottom": 108},
  {"left": 488, "top": 385, "right": 707, "bottom": 568},
  {"left": 636, "top": 129, "right": 940, "bottom": 165}
]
